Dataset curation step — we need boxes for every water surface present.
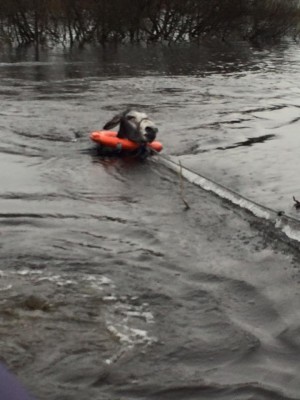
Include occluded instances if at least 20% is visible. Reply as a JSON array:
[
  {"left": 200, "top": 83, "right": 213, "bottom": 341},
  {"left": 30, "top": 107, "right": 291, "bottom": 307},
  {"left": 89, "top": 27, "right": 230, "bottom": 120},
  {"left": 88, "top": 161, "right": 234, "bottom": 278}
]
[{"left": 0, "top": 43, "right": 300, "bottom": 400}]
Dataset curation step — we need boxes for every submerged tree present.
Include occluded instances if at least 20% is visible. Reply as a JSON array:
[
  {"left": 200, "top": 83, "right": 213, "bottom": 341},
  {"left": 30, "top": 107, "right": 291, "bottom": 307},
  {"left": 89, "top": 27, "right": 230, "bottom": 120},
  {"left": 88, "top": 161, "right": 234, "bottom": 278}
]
[{"left": 0, "top": 0, "right": 298, "bottom": 46}]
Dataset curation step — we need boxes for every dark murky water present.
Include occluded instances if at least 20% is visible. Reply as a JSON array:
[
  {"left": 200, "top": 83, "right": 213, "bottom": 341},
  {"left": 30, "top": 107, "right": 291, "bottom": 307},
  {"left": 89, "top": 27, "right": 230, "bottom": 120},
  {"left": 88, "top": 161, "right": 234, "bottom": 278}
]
[{"left": 0, "top": 43, "right": 300, "bottom": 400}]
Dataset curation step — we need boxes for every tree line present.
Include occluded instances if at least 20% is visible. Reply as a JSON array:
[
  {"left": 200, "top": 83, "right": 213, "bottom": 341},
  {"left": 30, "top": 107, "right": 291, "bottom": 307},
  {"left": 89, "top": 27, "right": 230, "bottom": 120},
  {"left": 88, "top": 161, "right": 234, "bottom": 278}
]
[{"left": 0, "top": 0, "right": 298, "bottom": 47}]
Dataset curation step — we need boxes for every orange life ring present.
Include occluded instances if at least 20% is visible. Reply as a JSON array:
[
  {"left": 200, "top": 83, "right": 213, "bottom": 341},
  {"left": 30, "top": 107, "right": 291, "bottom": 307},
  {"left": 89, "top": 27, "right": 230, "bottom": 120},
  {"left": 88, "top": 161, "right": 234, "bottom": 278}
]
[{"left": 90, "top": 131, "right": 163, "bottom": 152}]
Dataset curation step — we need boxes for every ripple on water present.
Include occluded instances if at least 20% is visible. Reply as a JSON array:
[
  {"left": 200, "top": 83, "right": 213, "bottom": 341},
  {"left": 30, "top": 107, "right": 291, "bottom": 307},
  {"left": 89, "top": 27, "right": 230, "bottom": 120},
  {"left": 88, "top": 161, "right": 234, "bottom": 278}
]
[
  {"left": 0, "top": 43, "right": 300, "bottom": 400},
  {"left": 0, "top": 267, "right": 157, "bottom": 397}
]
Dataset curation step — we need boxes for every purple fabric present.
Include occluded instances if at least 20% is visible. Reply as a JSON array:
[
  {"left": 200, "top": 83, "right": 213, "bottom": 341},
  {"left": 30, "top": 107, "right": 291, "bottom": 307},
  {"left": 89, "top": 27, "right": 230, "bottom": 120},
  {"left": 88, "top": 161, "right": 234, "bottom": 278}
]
[{"left": 0, "top": 363, "right": 36, "bottom": 400}]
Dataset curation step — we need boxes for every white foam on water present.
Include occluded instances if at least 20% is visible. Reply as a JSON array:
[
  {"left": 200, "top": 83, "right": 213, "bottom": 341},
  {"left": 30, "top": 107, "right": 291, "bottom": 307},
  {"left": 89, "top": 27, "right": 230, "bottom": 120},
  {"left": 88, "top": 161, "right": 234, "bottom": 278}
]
[
  {"left": 84, "top": 275, "right": 115, "bottom": 291},
  {"left": 126, "top": 310, "right": 155, "bottom": 323},
  {"left": 102, "top": 295, "right": 118, "bottom": 302},
  {"left": 36, "top": 275, "right": 75, "bottom": 285},
  {"left": 106, "top": 324, "right": 151, "bottom": 345},
  {"left": 4, "top": 267, "right": 156, "bottom": 365},
  {"left": 104, "top": 320, "right": 156, "bottom": 365},
  {"left": 16, "top": 269, "right": 43, "bottom": 276},
  {"left": 104, "top": 296, "right": 157, "bottom": 365},
  {"left": 84, "top": 275, "right": 112, "bottom": 285},
  {"left": 277, "top": 221, "right": 300, "bottom": 243},
  {"left": 105, "top": 300, "right": 156, "bottom": 340}
]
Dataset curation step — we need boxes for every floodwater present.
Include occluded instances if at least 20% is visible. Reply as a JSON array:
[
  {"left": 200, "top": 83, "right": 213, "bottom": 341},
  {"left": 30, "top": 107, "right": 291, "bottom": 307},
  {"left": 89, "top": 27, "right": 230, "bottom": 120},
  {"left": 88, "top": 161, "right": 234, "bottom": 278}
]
[{"left": 0, "top": 42, "right": 300, "bottom": 400}]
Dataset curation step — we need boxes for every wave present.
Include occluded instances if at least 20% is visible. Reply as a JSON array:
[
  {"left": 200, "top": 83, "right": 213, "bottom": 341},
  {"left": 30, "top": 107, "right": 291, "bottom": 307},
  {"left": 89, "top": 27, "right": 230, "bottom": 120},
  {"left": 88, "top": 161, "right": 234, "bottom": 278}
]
[{"left": 156, "top": 154, "right": 300, "bottom": 245}]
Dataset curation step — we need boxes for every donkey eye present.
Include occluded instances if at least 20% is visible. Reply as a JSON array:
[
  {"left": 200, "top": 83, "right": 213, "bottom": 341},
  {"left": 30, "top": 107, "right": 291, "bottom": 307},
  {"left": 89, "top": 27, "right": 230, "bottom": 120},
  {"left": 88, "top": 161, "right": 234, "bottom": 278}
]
[{"left": 126, "top": 116, "right": 135, "bottom": 121}]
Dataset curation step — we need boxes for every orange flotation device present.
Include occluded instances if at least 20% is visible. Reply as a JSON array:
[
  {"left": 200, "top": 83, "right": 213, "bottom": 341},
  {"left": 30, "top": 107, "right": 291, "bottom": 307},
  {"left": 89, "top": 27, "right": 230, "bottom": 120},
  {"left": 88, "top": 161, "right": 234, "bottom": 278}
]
[{"left": 90, "top": 131, "right": 163, "bottom": 152}]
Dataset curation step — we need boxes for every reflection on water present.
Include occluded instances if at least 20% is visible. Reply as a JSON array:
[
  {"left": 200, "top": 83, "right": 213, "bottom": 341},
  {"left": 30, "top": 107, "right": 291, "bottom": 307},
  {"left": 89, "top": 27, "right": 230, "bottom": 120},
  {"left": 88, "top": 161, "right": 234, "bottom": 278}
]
[
  {"left": 0, "top": 42, "right": 300, "bottom": 400},
  {"left": 0, "top": 41, "right": 293, "bottom": 78}
]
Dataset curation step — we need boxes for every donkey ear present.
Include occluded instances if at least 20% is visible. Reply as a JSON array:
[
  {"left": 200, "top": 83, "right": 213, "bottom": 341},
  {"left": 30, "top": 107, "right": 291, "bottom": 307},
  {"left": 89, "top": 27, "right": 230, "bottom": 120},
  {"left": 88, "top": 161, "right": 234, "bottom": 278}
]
[
  {"left": 103, "top": 113, "right": 122, "bottom": 130},
  {"left": 103, "top": 109, "right": 131, "bottom": 130}
]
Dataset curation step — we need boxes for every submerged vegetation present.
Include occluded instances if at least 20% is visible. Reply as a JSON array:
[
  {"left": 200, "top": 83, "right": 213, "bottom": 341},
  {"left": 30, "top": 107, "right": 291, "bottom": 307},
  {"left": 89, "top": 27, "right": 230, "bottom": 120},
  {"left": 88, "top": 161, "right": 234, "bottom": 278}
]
[{"left": 0, "top": 0, "right": 299, "bottom": 47}]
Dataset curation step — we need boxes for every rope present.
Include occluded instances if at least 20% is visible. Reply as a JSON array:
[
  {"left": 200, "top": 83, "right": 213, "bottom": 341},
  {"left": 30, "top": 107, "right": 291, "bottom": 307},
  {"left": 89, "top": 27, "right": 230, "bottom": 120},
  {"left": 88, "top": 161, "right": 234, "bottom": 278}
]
[{"left": 152, "top": 151, "right": 300, "bottom": 244}]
